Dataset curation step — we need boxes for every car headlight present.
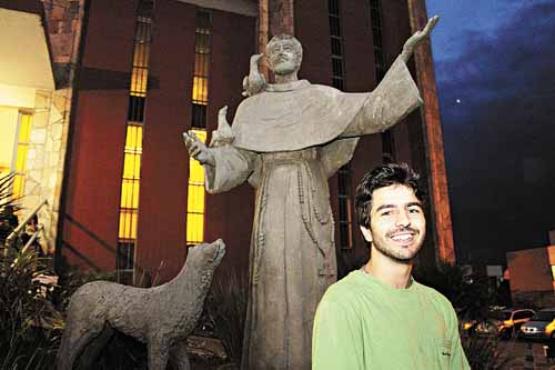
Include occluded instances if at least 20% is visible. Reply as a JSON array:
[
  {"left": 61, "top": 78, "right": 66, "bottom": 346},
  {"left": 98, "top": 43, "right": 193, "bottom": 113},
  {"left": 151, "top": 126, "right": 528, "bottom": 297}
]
[
  {"left": 463, "top": 322, "right": 474, "bottom": 330},
  {"left": 546, "top": 321, "right": 555, "bottom": 335}
]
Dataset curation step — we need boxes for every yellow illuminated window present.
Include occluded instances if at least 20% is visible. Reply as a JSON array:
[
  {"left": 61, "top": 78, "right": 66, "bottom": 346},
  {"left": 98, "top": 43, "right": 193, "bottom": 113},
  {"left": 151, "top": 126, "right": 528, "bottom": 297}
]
[
  {"left": 121, "top": 179, "right": 140, "bottom": 209},
  {"left": 116, "top": 1, "right": 153, "bottom": 280},
  {"left": 551, "top": 265, "right": 555, "bottom": 280},
  {"left": 118, "top": 124, "right": 142, "bottom": 240},
  {"left": 186, "top": 129, "right": 207, "bottom": 244},
  {"left": 191, "top": 10, "right": 211, "bottom": 129},
  {"left": 130, "top": 68, "right": 148, "bottom": 97},
  {"left": 119, "top": 210, "right": 138, "bottom": 240},
  {"left": 13, "top": 112, "right": 32, "bottom": 199},
  {"left": 186, "top": 10, "right": 211, "bottom": 245},
  {"left": 192, "top": 77, "right": 208, "bottom": 103},
  {"left": 129, "top": 17, "right": 151, "bottom": 98}
]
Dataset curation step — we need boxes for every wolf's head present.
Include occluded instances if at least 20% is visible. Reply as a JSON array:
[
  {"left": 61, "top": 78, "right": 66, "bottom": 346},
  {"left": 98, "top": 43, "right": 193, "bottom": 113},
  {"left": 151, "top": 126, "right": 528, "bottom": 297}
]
[{"left": 186, "top": 239, "right": 226, "bottom": 273}]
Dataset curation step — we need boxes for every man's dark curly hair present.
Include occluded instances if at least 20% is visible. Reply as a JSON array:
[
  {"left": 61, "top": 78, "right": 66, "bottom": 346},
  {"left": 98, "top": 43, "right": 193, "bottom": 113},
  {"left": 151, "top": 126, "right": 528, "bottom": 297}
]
[{"left": 355, "top": 163, "right": 425, "bottom": 228}]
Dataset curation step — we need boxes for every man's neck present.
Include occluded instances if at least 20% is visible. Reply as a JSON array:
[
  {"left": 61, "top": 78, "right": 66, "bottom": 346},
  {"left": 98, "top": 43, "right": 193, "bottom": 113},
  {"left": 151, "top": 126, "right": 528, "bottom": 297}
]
[{"left": 363, "top": 248, "right": 413, "bottom": 289}]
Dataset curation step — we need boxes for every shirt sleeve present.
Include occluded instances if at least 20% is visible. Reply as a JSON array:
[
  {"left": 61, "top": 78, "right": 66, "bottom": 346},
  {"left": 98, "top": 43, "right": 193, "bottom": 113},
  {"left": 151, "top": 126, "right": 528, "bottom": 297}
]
[{"left": 312, "top": 296, "right": 365, "bottom": 370}]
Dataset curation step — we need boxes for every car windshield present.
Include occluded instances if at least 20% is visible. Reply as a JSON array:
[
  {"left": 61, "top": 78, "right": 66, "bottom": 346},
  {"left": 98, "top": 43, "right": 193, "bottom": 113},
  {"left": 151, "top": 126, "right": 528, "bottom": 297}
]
[
  {"left": 489, "top": 311, "right": 511, "bottom": 320},
  {"left": 533, "top": 311, "right": 555, "bottom": 322}
]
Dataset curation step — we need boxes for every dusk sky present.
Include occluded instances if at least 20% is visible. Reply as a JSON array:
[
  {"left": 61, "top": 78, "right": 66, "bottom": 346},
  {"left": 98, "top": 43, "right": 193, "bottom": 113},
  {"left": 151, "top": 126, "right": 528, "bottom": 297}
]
[{"left": 426, "top": 0, "right": 555, "bottom": 264}]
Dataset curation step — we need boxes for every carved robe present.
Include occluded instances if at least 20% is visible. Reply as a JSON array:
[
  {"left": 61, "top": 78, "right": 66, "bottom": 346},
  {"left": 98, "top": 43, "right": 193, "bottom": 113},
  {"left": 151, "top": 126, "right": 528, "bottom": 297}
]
[{"left": 203, "top": 57, "right": 422, "bottom": 370}]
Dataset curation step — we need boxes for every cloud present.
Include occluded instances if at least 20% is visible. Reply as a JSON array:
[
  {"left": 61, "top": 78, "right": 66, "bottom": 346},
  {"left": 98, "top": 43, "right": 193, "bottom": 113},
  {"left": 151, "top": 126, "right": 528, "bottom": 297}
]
[{"left": 432, "top": 1, "right": 555, "bottom": 261}]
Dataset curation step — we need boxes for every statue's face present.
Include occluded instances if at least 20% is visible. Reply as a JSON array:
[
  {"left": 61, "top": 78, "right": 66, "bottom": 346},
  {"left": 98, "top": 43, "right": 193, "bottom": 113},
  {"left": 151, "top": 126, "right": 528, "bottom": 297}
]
[{"left": 267, "top": 39, "right": 301, "bottom": 75}]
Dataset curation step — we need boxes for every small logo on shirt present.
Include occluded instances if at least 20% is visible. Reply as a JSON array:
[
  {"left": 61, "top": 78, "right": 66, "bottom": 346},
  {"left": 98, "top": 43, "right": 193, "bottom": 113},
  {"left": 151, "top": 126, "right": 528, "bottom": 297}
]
[{"left": 441, "top": 351, "right": 451, "bottom": 357}]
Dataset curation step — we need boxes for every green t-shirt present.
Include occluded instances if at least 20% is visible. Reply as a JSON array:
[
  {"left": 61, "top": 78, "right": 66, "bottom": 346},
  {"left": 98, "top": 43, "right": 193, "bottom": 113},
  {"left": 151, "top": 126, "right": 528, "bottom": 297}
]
[{"left": 312, "top": 270, "right": 470, "bottom": 370}]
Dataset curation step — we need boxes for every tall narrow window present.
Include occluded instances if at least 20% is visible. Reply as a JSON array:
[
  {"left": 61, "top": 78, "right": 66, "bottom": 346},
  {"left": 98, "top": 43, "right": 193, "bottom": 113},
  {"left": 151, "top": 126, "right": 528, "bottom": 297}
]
[
  {"left": 186, "top": 10, "right": 211, "bottom": 245},
  {"left": 369, "top": 0, "right": 395, "bottom": 162},
  {"left": 328, "top": 0, "right": 353, "bottom": 249},
  {"left": 369, "top": 0, "right": 385, "bottom": 82},
  {"left": 186, "top": 130, "right": 207, "bottom": 244},
  {"left": 338, "top": 165, "right": 353, "bottom": 249},
  {"left": 12, "top": 112, "right": 32, "bottom": 199},
  {"left": 116, "top": 0, "right": 154, "bottom": 282},
  {"left": 329, "top": 0, "right": 344, "bottom": 90}
]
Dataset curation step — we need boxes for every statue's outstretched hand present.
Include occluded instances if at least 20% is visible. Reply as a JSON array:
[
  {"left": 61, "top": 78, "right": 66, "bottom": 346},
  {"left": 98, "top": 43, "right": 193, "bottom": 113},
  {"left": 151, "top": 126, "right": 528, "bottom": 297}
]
[
  {"left": 183, "top": 130, "right": 215, "bottom": 166},
  {"left": 400, "top": 15, "right": 439, "bottom": 62}
]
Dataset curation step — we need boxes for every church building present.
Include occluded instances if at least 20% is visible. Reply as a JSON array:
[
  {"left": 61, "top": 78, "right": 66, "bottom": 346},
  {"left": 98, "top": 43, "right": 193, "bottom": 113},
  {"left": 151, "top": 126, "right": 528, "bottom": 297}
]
[{"left": 0, "top": 0, "right": 455, "bottom": 283}]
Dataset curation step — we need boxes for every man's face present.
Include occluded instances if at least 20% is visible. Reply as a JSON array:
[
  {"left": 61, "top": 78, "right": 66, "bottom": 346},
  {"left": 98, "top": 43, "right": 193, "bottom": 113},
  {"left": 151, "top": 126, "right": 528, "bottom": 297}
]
[
  {"left": 360, "top": 184, "right": 426, "bottom": 263},
  {"left": 267, "top": 40, "right": 301, "bottom": 75}
]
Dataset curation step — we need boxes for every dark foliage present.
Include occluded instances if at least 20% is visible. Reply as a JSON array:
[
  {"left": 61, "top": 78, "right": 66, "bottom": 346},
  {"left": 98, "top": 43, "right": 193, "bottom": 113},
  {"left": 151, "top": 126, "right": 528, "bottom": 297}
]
[
  {"left": 0, "top": 173, "right": 62, "bottom": 369},
  {"left": 202, "top": 271, "right": 248, "bottom": 368},
  {"left": 413, "top": 262, "right": 496, "bottom": 320}
]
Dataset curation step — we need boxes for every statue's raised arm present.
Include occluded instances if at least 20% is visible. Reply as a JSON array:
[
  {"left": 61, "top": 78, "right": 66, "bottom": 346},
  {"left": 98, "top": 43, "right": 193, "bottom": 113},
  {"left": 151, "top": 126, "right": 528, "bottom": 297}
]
[
  {"left": 400, "top": 15, "right": 439, "bottom": 63},
  {"left": 341, "top": 15, "right": 439, "bottom": 138}
]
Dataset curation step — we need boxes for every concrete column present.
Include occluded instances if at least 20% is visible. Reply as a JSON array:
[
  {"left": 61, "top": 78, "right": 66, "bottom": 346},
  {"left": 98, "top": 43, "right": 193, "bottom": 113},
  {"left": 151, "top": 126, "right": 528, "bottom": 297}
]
[{"left": 407, "top": 0, "right": 456, "bottom": 264}]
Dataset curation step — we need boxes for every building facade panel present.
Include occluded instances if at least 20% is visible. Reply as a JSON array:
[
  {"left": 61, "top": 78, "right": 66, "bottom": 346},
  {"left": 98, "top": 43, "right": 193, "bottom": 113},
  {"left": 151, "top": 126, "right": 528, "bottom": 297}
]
[
  {"left": 340, "top": 0, "right": 375, "bottom": 92},
  {"left": 135, "top": 0, "right": 197, "bottom": 281},
  {"left": 203, "top": 9, "right": 256, "bottom": 275},
  {"left": 293, "top": 0, "right": 332, "bottom": 84},
  {"left": 377, "top": 0, "right": 410, "bottom": 65},
  {"left": 80, "top": 0, "right": 138, "bottom": 71},
  {"left": 61, "top": 0, "right": 137, "bottom": 270}
]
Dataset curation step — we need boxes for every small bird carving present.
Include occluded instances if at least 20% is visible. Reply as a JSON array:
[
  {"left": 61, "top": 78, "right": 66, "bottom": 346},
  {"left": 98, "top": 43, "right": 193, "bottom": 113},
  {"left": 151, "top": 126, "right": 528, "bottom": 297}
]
[
  {"left": 242, "top": 53, "right": 266, "bottom": 97},
  {"left": 209, "top": 105, "right": 234, "bottom": 147}
]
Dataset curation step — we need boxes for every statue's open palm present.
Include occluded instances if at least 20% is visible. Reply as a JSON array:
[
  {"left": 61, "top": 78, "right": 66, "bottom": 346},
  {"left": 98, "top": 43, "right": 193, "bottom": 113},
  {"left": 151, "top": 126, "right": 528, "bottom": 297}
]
[{"left": 401, "top": 15, "right": 439, "bottom": 61}]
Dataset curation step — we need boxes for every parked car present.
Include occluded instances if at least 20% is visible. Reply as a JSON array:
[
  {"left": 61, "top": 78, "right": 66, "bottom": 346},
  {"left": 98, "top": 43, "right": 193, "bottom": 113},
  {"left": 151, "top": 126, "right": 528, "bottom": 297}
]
[
  {"left": 462, "top": 318, "right": 478, "bottom": 334},
  {"left": 520, "top": 309, "right": 555, "bottom": 340},
  {"left": 475, "top": 308, "right": 535, "bottom": 338}
]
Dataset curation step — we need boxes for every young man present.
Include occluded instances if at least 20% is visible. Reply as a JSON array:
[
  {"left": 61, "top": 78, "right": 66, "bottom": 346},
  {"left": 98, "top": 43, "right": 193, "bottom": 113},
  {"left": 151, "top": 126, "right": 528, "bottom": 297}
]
[{"left": 312, "top": 163, "right": 470, "bottom": 370}]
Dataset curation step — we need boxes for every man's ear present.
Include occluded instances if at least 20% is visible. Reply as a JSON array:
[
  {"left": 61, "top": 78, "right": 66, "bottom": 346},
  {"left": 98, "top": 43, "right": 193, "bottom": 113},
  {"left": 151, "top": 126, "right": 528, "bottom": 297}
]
[{"left": 360, "top": 226, "right": 373, "bottom": 243}]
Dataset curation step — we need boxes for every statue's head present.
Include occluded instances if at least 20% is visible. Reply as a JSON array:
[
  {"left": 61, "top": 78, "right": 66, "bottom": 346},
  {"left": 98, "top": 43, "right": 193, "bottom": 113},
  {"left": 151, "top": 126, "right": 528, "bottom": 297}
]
[{"left": 266, "top": 34, "right": 303, "bottom": 75}]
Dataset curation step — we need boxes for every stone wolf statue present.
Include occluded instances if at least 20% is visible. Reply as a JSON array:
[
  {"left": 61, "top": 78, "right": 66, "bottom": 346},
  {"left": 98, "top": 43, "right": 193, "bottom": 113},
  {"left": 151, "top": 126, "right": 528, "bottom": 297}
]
[{"left": 57, "top": 239, "right": 226, "bottom": 370}]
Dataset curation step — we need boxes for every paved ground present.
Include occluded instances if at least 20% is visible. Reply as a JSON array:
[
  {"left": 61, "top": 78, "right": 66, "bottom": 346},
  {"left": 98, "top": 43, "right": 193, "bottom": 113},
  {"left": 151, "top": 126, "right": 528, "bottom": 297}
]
[{"left": 498, "top": 340, "right": 555, "bottom": 369}]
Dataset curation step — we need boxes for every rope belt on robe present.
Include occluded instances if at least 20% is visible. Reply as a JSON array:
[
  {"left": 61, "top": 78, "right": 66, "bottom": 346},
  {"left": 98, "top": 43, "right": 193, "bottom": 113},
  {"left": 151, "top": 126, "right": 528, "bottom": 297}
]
[{"left": 253, "top": 147, "right": 335, "bottom": 282}]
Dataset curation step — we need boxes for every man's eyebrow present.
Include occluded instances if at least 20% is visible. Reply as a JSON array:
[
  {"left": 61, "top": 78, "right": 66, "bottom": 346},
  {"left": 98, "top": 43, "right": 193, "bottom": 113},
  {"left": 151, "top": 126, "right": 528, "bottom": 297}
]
[
  {"left": 374, "top": 201, "right": 423, "bottom": 213},
  {"left": 375, "top": 204, "right": 395, "bottom": 213},
  {"left": 407, "top": 201, "right": 423, "bottom": 209}
]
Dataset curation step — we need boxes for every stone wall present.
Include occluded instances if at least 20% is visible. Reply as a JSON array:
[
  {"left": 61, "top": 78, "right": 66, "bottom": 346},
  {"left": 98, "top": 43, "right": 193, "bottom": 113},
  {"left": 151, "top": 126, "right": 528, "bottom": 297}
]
[{"left": 21, "top": 0, "right": 84, "bottom": 253}]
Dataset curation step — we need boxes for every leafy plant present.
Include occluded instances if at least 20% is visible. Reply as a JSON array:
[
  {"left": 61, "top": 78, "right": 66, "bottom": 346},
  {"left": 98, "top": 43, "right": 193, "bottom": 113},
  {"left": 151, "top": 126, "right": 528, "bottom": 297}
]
[
  {"left": 202, "top": 270, "right": 248, "bottom": 368},
  {"left": 0, "top": 173, "right": 61, "bottom": 369},
  {"left": 0, "top": 236, "right": 61, "bottom": 366},
  {"left": 460, "top": 335, "right": 512, "bottom": 370}
]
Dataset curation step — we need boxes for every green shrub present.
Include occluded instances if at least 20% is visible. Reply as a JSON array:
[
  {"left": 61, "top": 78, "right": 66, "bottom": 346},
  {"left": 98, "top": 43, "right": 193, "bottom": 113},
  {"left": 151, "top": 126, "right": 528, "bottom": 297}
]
[{"left": 0, "top": 246, "right": 63, "bottom": 369}]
